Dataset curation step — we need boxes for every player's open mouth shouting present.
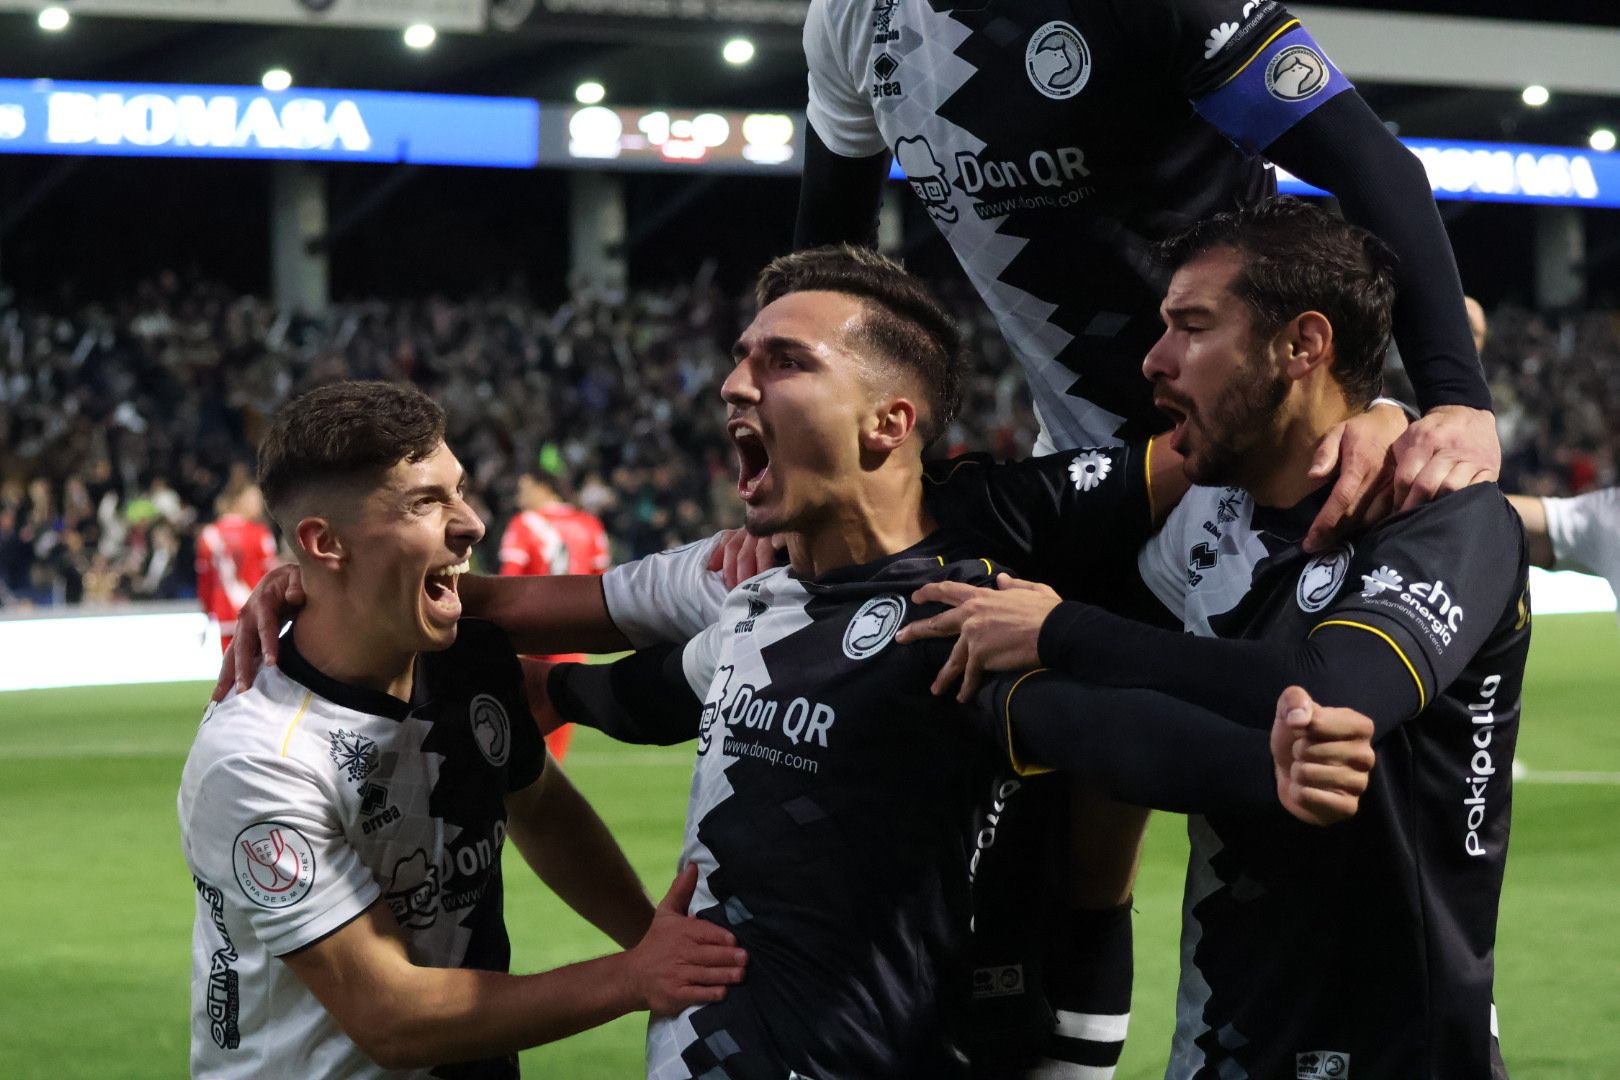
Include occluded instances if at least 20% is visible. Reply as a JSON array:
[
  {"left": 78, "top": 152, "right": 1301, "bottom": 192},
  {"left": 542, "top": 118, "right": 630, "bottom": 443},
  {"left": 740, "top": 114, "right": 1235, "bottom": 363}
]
[
  {"left": 423, "top": 557, "right": 470, "bottom": 624},
  {"left": 730, "top": 418, "right": 772, "bottom": 506}
]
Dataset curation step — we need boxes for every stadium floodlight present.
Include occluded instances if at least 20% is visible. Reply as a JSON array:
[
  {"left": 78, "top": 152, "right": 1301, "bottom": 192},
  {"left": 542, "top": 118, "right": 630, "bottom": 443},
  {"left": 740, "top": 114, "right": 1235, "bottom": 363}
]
[
  {"left": 37, "top": 6, "right": 70, "bottom": 31},
  {"left": 575, "top": 81, "right": 606, "bottom": 105},
  {"left": 722, "top": 38, "right": 756, "bottom": 66},
  {"left": 261, "top": 68, "right": 293, "bottom": 92},
  {"left": 1592, "top": 129, "right": 1617, "bottom": 153},
  {"left": 404, "top": 23, "right": 437, "bottom": 49},
  {"left": 1521, "top": 85, "right": 1550, "bottom": 108}
]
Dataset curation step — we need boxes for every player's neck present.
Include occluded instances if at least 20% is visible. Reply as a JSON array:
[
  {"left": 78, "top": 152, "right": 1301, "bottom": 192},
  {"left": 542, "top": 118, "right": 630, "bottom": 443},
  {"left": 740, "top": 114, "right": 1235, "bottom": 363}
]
[
  {"left": 1246, "top": 389, "right": 1356, "bottom": 509},
  {"left": 292, "top": 605, "right": 417, "bottom": 703},
  {"left": 786, "top": 481, "right": 934, "bottom": 579}
]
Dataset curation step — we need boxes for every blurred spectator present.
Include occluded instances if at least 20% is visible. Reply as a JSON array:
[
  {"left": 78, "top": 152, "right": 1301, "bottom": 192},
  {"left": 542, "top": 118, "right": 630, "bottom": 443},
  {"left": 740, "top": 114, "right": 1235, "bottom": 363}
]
[
  {"left": 3, "top": 272, "right": 1610, "bottom": 612},
  {"left": 196, "top": 479, "right": 278, "bottom": 651}
]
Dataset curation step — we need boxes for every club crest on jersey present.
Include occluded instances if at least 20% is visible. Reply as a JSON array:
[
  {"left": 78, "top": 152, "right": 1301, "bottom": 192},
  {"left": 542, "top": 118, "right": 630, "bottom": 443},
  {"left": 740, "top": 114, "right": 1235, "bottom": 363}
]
[
  {"left": 1296, "top": 544, "right": 1352, "bottom": 613},
  {"left": 843, "top": 594, "right": 906, "bottom": 660},
  {"left": 1265, "top": 44, "right": 1330, "bottom": 102},
  {"left": 469, "top": 693, "right": 511, "bottom": 767},
  {"left": 233, "top": 823, "right": 315, "bottom": 909},
  {"left": 1025, "top": 22, "right": 1092, "bottom": 100},
  {"left": 328, "top": 728, "right": 379, "bottom": 784}
]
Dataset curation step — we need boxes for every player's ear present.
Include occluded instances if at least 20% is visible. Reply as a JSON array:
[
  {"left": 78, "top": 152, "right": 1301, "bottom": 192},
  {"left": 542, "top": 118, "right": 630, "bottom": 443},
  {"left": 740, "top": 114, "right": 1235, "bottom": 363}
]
[
  {"left": 1281, "top": 311, "right": 1334, "bottom": 381},
  {"left": 295, "top": 516, "right": 345, "bottom": 571},
  {"left": 862, "top": 394, "right": 919, "bottom": 454}
]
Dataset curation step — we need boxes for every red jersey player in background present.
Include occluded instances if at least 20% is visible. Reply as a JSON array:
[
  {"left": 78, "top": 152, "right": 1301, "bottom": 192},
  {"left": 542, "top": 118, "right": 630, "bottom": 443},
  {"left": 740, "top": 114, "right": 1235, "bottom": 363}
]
[
  {"left": 196, "top": 481, "right": 277, "bottom": 653},
  {"left": 498, "top": 468, "right": 610, "bottom": 761}
]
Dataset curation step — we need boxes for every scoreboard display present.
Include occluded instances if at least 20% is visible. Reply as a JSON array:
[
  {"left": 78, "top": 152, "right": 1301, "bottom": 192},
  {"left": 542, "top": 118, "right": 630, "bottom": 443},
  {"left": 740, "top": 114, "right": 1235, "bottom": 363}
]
[{"left": 539, "top": 104, "right": 801, "bottom": 174}]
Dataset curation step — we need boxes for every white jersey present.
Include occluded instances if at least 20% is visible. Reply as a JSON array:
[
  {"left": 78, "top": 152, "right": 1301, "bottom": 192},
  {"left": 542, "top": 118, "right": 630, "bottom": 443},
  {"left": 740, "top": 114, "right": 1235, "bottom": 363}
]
[
  {"left": 178, "top": 621, "right": 541, "bottom": 1079},
  {"left": 602, "top": 534, "right": 728, "bottom": 647}
]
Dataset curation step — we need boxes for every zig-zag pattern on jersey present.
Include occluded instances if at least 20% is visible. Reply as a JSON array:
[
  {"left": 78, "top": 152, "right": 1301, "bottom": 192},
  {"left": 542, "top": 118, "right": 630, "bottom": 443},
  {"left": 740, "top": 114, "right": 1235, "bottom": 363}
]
[
  {"left": 646, "top": 570, "right": 816, "bottom": 1080},
  {"left": 881, "top": 5, "right": 1119, "bottom": 453}
]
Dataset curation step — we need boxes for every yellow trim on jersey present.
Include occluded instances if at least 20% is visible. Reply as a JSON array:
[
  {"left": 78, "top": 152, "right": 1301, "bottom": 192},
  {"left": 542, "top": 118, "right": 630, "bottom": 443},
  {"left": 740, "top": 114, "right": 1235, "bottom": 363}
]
[
  {"left": 1143, "top": 435, "right": 1157, "bottom": 520},
  {"left": 981, "top": 558, "right": 995, "bottom": 578},
  {"left": 1003, "top": 669, "right": 1056, "bottom": 777},
  {"left": 937, "top": 555, "right": 947, "bottom": 566},
  {"left": 280, "top": 690, "right": 314, "bottom": 757},
  {"left": 1311, "top": 619, "right": 1428, "bottom": 711},
  {"left": 1217, "top": 18, "right": 1302, "bottom": 88},
  {"left": 923, "top": 457, "right": 976, "bottom": 486}
]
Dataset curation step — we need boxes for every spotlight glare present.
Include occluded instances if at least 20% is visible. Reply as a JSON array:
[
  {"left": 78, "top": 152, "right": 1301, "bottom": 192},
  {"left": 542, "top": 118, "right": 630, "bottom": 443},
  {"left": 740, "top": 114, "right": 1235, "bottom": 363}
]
[
  {"left": 722, "top": 38, "right": 756, "bottom": 65},
  {"left": 404, "top": 23, "right": 437, "bottom": 49},
  {"left": 1521, "top": 84, "right": 1550, "bottom": 107},
  {"left": 38, "top": 6, "right": 70, "bottom": 31},
  {"left": 1592, "top": 128, "right": 1617, "bottom": 153},
  {"left": 575, "top": 81, "right": 606, "bottom": 105},
  {"left": 261, "top": 68, "right": 293, "bottom": 92}
]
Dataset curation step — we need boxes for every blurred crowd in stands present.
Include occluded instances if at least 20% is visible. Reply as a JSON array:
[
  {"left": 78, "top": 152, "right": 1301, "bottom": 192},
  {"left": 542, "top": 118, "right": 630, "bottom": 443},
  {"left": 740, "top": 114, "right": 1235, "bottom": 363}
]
[
  {"left": 2, "top": 269, "right": 1616, "bottom": 610},
  {"left": 0, "top": 271, "right": 1040, "bottom": 608}
]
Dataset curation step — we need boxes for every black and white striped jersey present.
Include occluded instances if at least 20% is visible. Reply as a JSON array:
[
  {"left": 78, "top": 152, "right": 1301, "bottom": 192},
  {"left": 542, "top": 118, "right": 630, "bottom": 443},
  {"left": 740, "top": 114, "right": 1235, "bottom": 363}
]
[
  {"left": 807, "top": 0, "right": 1350, "bottom": 450},
  {"left": 1137, "top": 483, "right": 1530, "bottom": 1079},
  {"left": 178, "top": 621, "right": 542, "bottom": 1080}
]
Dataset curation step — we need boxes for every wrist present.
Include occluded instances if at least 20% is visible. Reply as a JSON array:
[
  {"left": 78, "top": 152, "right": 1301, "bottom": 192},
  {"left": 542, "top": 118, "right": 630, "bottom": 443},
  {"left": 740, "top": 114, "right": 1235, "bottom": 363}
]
[{"left": 1036, "top": 602, "right": 1090, "bottom": 670}]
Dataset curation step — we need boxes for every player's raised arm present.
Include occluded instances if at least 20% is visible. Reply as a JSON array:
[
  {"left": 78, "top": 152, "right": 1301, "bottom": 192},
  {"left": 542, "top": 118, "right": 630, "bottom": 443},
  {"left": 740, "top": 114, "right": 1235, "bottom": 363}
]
[
  {"left": 797, "top": 0, "right": 893, "bottom": 250},
  {"left": 1165, "top": 0, "right": 1498, "bottom": 517}
]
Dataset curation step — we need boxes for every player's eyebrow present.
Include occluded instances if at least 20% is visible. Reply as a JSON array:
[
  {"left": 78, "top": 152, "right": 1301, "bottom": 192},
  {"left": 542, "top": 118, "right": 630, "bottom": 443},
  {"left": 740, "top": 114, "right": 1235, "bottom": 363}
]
[
  {"left": 1161, "top": 300, "right": 1217, "bottom": 324},
  {"left": 732, "top": 334, "right": 819, "bottom": 364},
  {"left": 399, "top": 470, "right": 468, "bottom": 501}
]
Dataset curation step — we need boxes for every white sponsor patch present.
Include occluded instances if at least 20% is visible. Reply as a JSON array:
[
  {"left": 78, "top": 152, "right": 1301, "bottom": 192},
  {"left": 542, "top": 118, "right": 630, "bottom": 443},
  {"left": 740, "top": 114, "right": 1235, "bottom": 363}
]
[
  {"left": 1296, "top": 1050, "right": 1350, "bottom": 1078},
  {"left": 1068, "top": 450, "right": 1113, "bottom": 492},
  {"left": 1025, "top": 22, "right": 1092, "bottom": 100},
  {"left": 233, "top": 823, "right": 315, "bottom": 909}
]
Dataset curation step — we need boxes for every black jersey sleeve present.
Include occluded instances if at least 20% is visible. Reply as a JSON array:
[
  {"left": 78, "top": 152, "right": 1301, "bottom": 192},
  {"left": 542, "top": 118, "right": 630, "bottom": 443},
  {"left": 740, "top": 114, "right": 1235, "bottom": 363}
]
[
  {"left": 796, "top": 125, "right": 891, "bottom": 249},
  {"left": 547, "top": 645, "right": 703, "bottom": 746},
  {"left": 923, "top": 441, "right": 1157, "bottom": 605},
  {"left": 972, "top": 670, "right": 1277, "bottom": 815},
  {"left": 1266, "top": 92, "right": 1492, "bottom": 413},
  {"left": 457, "top": 619, "right": 545, "bottom": 792},
  {"left": 1037, "top": 607, "right": 1421, "bottom": 736},
  {"left": 1309, "top": 486, "right": 1529, "bottom": 715}
]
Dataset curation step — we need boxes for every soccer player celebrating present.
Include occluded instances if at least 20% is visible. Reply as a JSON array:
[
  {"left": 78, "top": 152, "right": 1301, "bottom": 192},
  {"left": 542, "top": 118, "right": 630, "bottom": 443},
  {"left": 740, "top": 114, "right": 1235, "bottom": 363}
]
[
  {"left": 498, "top": 467, "right": 612, "bottom": 760},
  {"left": 526, "top": 247, "right": 1376, "bottom": 1079},
  {"left": 799, "top": 0, "right": 1499, "bottom": 535},
  {"left": 178, "top": 381, "right": 744, "bottom": 1078},
  {"left": 903, "top": 200, "right": 1529, "bottom": 1077},
  {"left": 196, "top": 481, "right": 278, "bottom": 654}
]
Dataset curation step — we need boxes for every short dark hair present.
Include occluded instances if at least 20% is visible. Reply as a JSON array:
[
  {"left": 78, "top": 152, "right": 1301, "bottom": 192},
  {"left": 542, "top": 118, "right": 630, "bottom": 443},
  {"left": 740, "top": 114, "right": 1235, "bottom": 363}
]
[
  {"left": 755, "top": 244, "right": 965, "bottom": 447},
  {"left": 258, "top": 381, "right": 446, "bottom": 519},
  {"left": 1156, "top": 198, "right": 1397, "bottom": 408}
]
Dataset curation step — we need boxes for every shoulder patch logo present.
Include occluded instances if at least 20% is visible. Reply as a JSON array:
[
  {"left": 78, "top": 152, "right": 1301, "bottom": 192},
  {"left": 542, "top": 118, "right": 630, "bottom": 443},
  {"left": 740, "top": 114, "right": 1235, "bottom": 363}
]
[
  {"left": 233, "top": 823, "right": 315, "bottom": 909},
  {"left": 1265, "top": 44, "right": 1329, "bottom": 102},
  {"left": 469, "top": 693, "right": 511, "bottom": 767},
  {"left": 1296, "top": 1050, "right": 1350, "bottom": 1078},
  {"left": 329, "top": 728, "right": 379, "bottom": 784},
  {"left": 1296, "top": 545, "right": 1352, "bottom": 613},
  {"left": 843, "top": 594, "right": 906, "bottom": 660},
  {"left": 1068, "top": 450, "right": 1113, "bottom": 492},
  {"left": 1360, "top": 565, "right": 1403, "bottom": 598},
  {"left": 1025, "top": 21, "right": 1092, "bottom": 100}
]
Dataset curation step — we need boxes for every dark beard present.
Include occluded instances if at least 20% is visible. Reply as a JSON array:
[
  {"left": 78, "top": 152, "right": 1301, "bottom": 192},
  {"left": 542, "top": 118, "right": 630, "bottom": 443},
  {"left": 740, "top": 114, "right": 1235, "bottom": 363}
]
[{"left": 1182, "top": 350, "right": 1289, "bottom": 487}]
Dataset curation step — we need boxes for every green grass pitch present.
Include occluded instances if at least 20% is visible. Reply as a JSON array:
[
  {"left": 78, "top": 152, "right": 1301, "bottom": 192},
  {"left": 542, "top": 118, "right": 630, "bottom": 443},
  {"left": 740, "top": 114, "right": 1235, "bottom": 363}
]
[{"left": 1, "top": 613, "right": 1615, "bottom": 1078}]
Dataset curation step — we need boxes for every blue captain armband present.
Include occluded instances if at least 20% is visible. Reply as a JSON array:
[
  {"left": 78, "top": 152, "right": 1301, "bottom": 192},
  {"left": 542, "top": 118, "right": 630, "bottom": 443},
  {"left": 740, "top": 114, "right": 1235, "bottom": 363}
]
[{"left": 1193, "top": 22, "right": 1352, "bottom": 156}]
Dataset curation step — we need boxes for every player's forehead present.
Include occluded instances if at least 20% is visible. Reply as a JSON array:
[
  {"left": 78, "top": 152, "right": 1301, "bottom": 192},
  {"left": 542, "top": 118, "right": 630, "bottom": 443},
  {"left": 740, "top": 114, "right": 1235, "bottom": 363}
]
[
  {"left": 737, "top": 290, "right": 869, "bottom": 362},
  {"left": 1161, "top": 246, "right": 1246, "bottom": 318},
  {"left": 375, "top": 441, "right": 464, "bottom": 497}
]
